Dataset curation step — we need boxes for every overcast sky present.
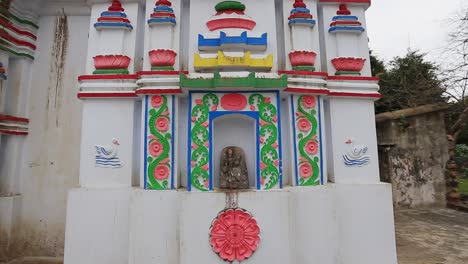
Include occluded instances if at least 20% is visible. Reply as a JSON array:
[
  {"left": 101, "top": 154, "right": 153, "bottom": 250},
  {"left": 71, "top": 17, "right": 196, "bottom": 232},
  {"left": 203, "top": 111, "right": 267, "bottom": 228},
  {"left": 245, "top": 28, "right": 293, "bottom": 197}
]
[{"left": 366, "top": 0, "right": 466, "bottom": 64}]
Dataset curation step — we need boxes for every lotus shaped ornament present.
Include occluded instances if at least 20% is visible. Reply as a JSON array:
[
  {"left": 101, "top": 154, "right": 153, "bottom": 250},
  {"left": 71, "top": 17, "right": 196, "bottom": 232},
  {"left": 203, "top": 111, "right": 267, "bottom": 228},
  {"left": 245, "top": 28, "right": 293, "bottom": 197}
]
[
  {"left": 149, "top": 49, "right": 177, "bottom": 67},
  {"left": 331, "top": 57, "right": 366, "bottom": 72},
  {"left": 289, "top": 51, "right": 317, "bottom": 66},
  {"left": 93, "top": 55, "right": 131, "bottom": 69}
]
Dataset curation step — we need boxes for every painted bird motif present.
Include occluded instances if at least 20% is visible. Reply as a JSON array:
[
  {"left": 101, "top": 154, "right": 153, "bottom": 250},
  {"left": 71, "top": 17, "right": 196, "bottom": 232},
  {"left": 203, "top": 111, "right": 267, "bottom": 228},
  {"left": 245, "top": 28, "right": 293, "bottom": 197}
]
[
  {"left": 343, "top": 139, "right": 370, "bottom": 167},
  {"left": 95, "top": 138, "right": 122, "bottom": 168}
]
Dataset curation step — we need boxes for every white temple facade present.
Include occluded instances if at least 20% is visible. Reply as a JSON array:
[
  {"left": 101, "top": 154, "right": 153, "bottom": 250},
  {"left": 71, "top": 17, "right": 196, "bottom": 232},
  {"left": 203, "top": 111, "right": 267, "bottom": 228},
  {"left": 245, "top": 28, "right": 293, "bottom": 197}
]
[{"left": 0, "top": 0, "right": 397, "bottom": 263}]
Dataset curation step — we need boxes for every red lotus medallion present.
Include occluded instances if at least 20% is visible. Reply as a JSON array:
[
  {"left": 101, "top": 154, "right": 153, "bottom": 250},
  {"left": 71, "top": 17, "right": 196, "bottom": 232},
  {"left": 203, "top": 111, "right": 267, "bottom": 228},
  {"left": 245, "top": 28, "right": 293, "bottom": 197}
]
[
  {"left": 220, "top": 94, "right": 247, "bottom": 111},
  {"left": 209, "top": 208, "right": 260, "bottom": 262}
]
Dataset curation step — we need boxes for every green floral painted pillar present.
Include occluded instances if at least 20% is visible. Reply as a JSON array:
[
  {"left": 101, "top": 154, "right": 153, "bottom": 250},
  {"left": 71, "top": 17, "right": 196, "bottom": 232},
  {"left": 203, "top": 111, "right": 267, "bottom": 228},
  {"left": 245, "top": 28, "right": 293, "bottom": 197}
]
[
  {"left": 143, "top": 94, "right": 177, "bottom": 190},
  {"left": 289, "top": 95, "right": 324, "bottom": 186}
]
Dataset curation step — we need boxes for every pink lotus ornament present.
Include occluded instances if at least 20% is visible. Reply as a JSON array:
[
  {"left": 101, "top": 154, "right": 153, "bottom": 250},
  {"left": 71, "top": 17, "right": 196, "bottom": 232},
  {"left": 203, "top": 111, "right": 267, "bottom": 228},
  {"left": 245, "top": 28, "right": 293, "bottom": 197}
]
[
  {"left": 331, "top": 57, "right": 366, "bottom": 72},
  {"left": 209, "top": 208, "right": 261, "bottom": 262},
  {"left": 93, "top": 55, "right": 131, "bottom": 69},
  {"left": 149, "top": 49, "right": 177, "bottom": 66},
  {"left": 289, "top": 51, "right": 317, "bottom": 66}
]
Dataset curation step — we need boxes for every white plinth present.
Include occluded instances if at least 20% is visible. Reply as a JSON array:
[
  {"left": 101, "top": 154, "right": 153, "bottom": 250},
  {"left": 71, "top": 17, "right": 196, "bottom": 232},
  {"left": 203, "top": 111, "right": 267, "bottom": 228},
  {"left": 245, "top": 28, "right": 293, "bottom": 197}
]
[{"left": 64, "top": 184, "right": 397, "bottom": 264}]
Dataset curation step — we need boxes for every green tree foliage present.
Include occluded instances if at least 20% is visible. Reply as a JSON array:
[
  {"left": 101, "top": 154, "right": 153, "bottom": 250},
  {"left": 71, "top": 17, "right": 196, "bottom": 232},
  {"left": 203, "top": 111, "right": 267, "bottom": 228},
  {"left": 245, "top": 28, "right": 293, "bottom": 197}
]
[{"left": 373, "top": 50, "right": 447, "bottom": 114}]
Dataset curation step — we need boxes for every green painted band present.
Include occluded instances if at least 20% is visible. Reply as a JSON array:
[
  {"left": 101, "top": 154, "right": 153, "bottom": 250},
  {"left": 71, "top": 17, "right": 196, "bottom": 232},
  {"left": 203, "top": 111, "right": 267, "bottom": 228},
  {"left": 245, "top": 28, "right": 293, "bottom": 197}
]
[
  {"left": 0, "top": 44, "right": 33, "bottom": 60},
  {"left": 93, "top": 69, "right": 130, "bottom": 74},
  {"left": 335, "top": 71, "right": 361, "bottom": 76},
  {"left": 0, "top": 8, "right": 39, "bottom": 29},
  {"left": 151, "top": 66, "right": 175, "bottom": 71},
  {"left": 292, "top": 66, "right": 316, "bottom": 71}
]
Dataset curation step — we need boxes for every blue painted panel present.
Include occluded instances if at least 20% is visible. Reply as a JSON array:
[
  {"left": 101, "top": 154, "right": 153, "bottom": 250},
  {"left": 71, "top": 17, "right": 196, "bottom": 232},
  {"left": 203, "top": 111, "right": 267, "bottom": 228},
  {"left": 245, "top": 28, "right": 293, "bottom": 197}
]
[
  {"left": 147, "top": 18, "right": 176, "bottom": 25},
  {"left": 94, "top": 22, "right": 133, "bottom": 29},
  {"left": 288, "top": 19, "right": 316, "bottom": 26},
  {"left": 290, "top": 7, "right": 311, "bottom": 14},
  {"left": 329, "top": 26, "right": 365, "bottom": 33},
  {"left": 332, "top": 15, "right": 359, "bottom": 21},
  {"left": 100, "top": 11, "right": 127, "bottom": 17}
]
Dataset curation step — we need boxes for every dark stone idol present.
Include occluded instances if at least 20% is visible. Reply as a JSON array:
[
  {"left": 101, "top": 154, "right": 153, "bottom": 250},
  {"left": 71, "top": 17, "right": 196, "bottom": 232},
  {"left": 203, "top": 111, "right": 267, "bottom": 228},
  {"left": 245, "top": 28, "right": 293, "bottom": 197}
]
[{"left": 219, "top": 146, "right": 249, "bottom": 189}]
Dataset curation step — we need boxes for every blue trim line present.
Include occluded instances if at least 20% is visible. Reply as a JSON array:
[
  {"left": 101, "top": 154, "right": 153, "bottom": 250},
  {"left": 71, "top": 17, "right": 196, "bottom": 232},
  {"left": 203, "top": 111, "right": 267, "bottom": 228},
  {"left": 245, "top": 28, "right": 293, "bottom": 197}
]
[
  {"left": 276, "top": 91, "right": 283, "bottom": 189},
  {"left": 171, "top": 95, "right": 175, "bottom": 190},
  {"left": 329, "top": 26, "right": 365, "bottom": 33},
  {"left": 290, "top": 7, "right": 310, "bottom": 14},
  {"left": 154, "top": 6, "right": 174, "bottom": 12},
  {"left": 318, "top": 96, "right": 324, "bottom": 185},
  {"left": 94, "top": 22, "right": 133, "bottom": 29},
  {"left": 288, "top": 19, "right": 316, "bottom": 26},
  {"left": 143, "top": 96, "right": 149, "bottom": 189},
  {"left": 256, "top": 115, "right": 261, "bottom": 190},
  {"left": 291, "top": 96, "right": 299, "bottom": 186},
  {"left": 100, "top": 11, "right": 127, "bottom": 17},
  {"left": 187, "top": 92, "right": 192, "bottom": 191},
  {"left": 332, "top": 15, "right": 358, "bottom": 21},
  {"left": 147, "top": 18, "right": 176, "bottom": 25},
  {"left": 198, "top": 31, "right": 268, "bottom": 50}
]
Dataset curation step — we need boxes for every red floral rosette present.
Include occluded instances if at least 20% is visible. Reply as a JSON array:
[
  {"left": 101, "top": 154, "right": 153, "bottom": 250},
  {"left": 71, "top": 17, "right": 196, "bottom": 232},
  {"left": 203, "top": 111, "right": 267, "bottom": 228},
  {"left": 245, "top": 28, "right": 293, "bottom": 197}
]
[{"left": 209, "top": 208, "right": 260, "bottom": 262}]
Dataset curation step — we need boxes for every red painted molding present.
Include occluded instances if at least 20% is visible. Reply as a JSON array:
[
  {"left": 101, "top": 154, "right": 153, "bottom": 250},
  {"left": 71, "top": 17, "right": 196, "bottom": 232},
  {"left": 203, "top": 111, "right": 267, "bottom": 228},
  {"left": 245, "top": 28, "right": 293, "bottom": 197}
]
[
  {"left": 77, "top": 92, "right": 137, "bottom": 99},
  {"left": 78, "top": 74, "right": 139, "bottom": 81},
  {"left": 278, "top": 71, "right": 328, "bottom": 77},
  {"left": 285, "top": 88, "right": 330, "bottom": 95},
  {"left": 137, "top": 70, "right": 189, "bottom": 77},
  {"left": 0, "top": 18, "right": 37, "bottom": 40},
  {"left": 0, "top": 114, "right": 29, "bottom": 123},
  {"left": 329, "top": 91, "right": 381, "bottom": 98},
  {"left": 0, "top": 129, "right": 28, "bottom": 136},
  {"left": 319, "top": 0, "right": 371, "bottom": 4},
  {"left": 136, "top": 88, "right": 183, "bottom": 95},
  {"left": 328, "top": 76, "right": 379, "bottom": 82}
]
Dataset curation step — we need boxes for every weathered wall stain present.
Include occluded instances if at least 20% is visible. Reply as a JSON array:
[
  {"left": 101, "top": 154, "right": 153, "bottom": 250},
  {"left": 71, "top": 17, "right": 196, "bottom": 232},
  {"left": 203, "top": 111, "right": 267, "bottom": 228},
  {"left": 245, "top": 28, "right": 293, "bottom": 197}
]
[
  {"left": 48, "top": 14, "right": 68, "bottom": 127},
  {"left": 377, "top": 110, "right": 448, "bottom": 208}
]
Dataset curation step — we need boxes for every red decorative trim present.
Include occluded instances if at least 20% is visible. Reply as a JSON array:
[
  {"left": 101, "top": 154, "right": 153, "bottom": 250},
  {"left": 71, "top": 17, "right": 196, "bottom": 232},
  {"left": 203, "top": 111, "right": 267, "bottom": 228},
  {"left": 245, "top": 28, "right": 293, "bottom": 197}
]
[
  {"left": 319, "top": 0, "right": 371, "bottom": 4},
  {"left": 77, "top": 92, "right": 137, "bottom": 99},
  {"left": 329, "top": 91, "right": 381, "bottom": 98},
  {"left": 0, "top": 114, "right": 29, "bottom": 123},
  {"left": 330, "top": 21, "right": 362, "bottom": 27},
  {"left": 328, "top": 76, "right": 379, "bottom": 81},
  {"left": 149, "top": 49, "right": 177, "bottom": 67},
  {"left": 0, "top": 29, "right": 36, "bottom": 50},
  {"left": 137, "top": 70, "right": 188, "bottom": 77},
  {"left": 93, "top": 55, "right": 131, "bottom": 69},
  {"left": 97, "top": 17, "right": 131, "bottom": 23},
  {"left": 78, "top": 74, "right": 138, "bottom": 81},
  {"left": 206, "top": 18, "right": 256, "bottom": 31},
  {"left": 278, "top": 71, "right": 328, "bottom": 77},
  {"left": 0, "top": 129, "right": 28, "bottom": 136},
  {"left": 285, "top": 88, "right": 330, "bottom": 95},
  {"left": 0, "top": 18, "right": 37, "bottom": 40},
  {"left": 136, "top": 88, "right": 183, "bottom": 95}
]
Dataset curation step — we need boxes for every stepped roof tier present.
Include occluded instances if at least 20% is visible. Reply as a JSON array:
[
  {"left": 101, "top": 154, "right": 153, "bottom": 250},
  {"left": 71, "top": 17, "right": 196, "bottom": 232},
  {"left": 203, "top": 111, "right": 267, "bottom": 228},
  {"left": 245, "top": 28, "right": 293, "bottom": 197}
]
[
  {"left": 148, "top": 0, "right": 177, "bottom": 26},
  {"left": 329, "top": 4, "right": 364, "bottom": 33},
  {"left": 288, "top": 0, "right": 316, "bottom": 27},
  {"left": 206, "top": 1, "right": 256, "bottom": 31},
  {"left": 94, "top": 0, "right": 133, "bottom": 30}
]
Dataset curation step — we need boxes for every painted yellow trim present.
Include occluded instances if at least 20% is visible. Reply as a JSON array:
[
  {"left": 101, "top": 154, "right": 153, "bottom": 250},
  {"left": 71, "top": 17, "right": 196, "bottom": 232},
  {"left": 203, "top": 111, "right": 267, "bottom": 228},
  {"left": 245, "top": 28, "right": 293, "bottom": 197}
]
[{"left": 194, "top": 51, "right": 273, "bottom": 71}]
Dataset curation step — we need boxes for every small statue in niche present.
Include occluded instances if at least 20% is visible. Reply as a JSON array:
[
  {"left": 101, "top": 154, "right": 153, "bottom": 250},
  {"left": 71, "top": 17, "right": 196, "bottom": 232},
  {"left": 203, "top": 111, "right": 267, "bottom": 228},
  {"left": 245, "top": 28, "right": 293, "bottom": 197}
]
[{"left": 220, "top": 146, "right": 249, "bottom": 189}]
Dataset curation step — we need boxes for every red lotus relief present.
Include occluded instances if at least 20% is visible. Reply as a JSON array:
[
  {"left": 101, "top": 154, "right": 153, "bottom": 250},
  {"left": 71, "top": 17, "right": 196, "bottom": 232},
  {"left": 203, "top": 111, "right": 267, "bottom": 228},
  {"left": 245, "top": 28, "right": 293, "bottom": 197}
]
[
  {"left": 93, "top": 55, "right": 131, "bottom": 69},
  {"left": 206, "top": 18, "right": 256, "bottom": 31},
  {"left": 148, "top": 49, "right": 177, "bottom": 66},
  {"left": 331, "top": 57, "right": 366, "bottom": 72},
  {"left": 220, "top": 94, "right": 247, "bottom": 111},
  {"left": 209, "top": 208, "right": 261, "bottom": 262},
  {"left": 289, "top": 51, "right": 317, "bottom": 66}
]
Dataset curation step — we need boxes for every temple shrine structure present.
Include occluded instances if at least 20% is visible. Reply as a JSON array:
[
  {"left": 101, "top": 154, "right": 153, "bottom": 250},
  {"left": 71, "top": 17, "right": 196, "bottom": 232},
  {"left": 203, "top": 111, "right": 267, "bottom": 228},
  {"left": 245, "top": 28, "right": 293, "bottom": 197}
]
[{"left": 0, "top": 0, "right": 397, "bottom": 263}]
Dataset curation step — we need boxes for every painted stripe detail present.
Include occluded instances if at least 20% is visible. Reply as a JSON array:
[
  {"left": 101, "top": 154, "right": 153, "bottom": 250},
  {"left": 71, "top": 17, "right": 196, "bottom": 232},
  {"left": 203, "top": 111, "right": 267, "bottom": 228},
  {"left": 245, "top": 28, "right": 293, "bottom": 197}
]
[
  {"left": 0, "top": 115, "right": 29, "bottom": 123},
  {"left": 78, "top": 74, "right": 139, "bottom": 81},
  {"left": 136, "top": 89, "right": 183, "bottom": 95},
  {"left": 77, "top": 92, "right": 137, "bottom": 99},
  {"left": 0, "top": 129, "right": 28, "bottom": 136}
]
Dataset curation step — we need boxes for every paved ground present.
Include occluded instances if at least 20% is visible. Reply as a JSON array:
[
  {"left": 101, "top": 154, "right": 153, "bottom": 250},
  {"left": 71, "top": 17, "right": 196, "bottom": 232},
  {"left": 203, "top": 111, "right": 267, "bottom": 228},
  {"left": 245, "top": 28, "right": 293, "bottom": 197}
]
[{"left": 395, "top": 208, "right": 468, "bottom": 264}]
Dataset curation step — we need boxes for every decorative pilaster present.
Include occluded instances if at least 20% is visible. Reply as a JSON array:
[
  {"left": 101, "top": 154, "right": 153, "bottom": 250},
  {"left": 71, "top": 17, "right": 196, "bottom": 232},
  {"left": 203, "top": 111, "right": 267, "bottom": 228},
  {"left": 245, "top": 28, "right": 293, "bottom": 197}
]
[
  {"left": 319, "top": 0, "right": 371, "bottom": 76},
  {"left": 145, "top": 0, "right": 181, "bottom": 71},
  {"left": 283, "top": 0, "right": 321, "bottom": 72}
]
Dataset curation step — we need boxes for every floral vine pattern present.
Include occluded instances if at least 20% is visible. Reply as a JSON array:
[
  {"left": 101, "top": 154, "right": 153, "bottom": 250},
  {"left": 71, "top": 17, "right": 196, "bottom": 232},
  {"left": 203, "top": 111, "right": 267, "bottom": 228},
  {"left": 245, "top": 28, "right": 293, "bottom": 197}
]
[
  {"left": 292, "top": 95, "right": 321, "bottom": 186},
  {"left": 190, "top": 93, "right": 217, "bottom": 191},
  {"left": 189, "top": 92, "right": 281, "bottom": 191},
  {"left": 250, "top": 93, "right": 280, "bottom": 190},
  {"left": 145, "top": 95, "right": 173, "bottom": 190}
]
